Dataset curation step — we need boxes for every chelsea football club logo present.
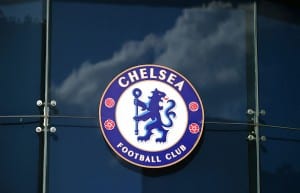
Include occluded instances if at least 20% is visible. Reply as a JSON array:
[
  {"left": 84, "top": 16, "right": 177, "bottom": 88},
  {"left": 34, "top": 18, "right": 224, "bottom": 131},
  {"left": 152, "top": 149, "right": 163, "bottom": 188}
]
[{"left": 99, "top": 64, "right": 204, "bottom": 168}]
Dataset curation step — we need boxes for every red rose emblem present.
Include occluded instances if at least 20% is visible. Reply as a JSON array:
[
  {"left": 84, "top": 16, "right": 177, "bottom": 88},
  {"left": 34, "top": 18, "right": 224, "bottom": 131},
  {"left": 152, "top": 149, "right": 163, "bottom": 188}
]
[
  {"left": 189, "top": 123, "right": 200, "bottom": 134},
  {"left": 105, "top": 98, "right": 115, "bottom": 108},
  {"left": 104, "top": 119, "right": 115, "bottom": 130},
  {"left": 189, "top": 102, "right": 199, "bottom": 112}
]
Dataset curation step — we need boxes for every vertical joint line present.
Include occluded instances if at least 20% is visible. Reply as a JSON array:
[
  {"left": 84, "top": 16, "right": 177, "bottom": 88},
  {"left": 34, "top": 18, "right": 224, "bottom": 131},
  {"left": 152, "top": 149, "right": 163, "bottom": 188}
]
[
  {"left": 253, "top": 2, "right": 261, "bottom": 193},
  {"left": 42, "top": 0, "right": 51, "bottom": 193}
]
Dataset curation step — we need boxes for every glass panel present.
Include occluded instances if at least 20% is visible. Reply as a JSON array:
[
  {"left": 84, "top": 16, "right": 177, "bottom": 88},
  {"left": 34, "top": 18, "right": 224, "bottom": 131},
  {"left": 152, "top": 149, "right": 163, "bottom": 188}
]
[
  {"left": 0, "top": 1, "right": 43, "bottom": 193},
  {"left": 0, "top": 1, "right": 42, "bottom": 115},
  {"left": 49, "top": 1, "right": 253, "bottom": 193},
  {"left": 258, "top": 2, "right": 300, "bottom": 193},
  {"left": 0, "top": 118, "right": 40, "bottom": 193}
]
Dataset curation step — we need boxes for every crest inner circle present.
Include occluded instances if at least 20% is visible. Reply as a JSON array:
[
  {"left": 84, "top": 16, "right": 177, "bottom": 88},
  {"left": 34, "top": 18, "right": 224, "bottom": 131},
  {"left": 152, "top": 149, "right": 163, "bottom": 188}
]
[{"left": 115, "top": 80, "right": 188, "bottom": 152}]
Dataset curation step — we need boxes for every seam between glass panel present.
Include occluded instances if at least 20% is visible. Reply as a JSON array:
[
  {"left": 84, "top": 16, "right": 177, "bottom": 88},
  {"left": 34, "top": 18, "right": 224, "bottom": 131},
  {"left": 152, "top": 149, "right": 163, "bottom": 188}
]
[{"left": 253, "top": 2, "right": 261, "bottom": 193}]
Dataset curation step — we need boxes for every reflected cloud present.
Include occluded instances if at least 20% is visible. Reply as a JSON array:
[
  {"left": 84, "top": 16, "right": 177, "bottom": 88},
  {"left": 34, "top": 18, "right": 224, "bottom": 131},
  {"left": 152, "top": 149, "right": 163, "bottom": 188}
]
[
  {"left": 154, "top": 7, "right": 245, "bottom": 86},
  {"left": 53, "top": 3, "right": 249, "bottom": 119}
]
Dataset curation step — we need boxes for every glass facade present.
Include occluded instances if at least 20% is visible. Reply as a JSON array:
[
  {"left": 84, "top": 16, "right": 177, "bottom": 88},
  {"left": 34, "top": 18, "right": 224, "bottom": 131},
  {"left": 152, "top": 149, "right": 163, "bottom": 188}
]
[
  {"left": 258, "top": 2, "right": 300, "bottom": 192},
  {"left": 0, "top": 2, "right": 42, "bottom": 193},
  {"left": 0, "top": 0, "right": 299, "bottom": 193}
]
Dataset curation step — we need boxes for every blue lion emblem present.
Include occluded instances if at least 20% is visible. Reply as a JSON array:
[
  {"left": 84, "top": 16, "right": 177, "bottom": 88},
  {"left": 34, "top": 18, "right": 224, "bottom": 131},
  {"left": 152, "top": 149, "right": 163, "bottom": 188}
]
[{"left": 133, "top": 88, "right": 176, "bottom": 142}]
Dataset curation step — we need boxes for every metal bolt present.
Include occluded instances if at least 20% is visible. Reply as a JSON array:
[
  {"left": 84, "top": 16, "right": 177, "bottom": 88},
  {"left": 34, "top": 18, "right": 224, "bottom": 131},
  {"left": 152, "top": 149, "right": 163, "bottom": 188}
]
[
  {"left": 49, "top": 127, "right": 56, "bottom": 133},
  {"left": 50, "top": 100, "right": 57, "bottom": 107},
  {"left": 247, "top": 134, "right": 256, "bottom": 141},
  {"left": 260, "top": 109, "right": 266, "bottom": 116},
  {"left": 36, "top": 127, "right": 43, "bottom": 133},
  {"left": 260, "top": 136, "right": 267, "bottom": 142},
  {"left": 246, "top": 109, "right": 255, "bottom": 115},
  {"left": 36, "top": 100, "right": 43, "bottom": 107}
]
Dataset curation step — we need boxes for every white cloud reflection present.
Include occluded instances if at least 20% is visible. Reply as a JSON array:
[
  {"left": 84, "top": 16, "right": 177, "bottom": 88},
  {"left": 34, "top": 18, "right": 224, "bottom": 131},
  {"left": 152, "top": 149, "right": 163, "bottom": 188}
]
[{"left": 53, "top": 4, "right": 250, "bottom": 119}]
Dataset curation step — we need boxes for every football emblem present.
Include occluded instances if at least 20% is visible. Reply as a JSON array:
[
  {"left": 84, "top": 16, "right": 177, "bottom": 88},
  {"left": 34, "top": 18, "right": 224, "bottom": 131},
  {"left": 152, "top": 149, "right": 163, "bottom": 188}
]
[{"left": 99, "top": 64, "right": 204, "bottom": 168}]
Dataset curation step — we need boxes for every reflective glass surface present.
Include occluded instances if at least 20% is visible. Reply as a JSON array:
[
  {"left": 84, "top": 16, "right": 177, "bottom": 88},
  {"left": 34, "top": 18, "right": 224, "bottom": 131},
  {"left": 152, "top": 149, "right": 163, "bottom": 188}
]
[
  {"left": 258, "top": 2, "right": 300, "bottom": 193},
  {"left": 1, "top": 0, "right": 300, "bottom": 192},
  {"left": 0, "top": 1, "right": 42, "bottom": 193},
  {"left": 0, "top": 119, "right": 40, "bottom": 193},
  {"left": 49, "top": 1, "right": 252, "bottom": 193},
  {"left": 0, "top": 1, "right": 42, "bottom": 115}
]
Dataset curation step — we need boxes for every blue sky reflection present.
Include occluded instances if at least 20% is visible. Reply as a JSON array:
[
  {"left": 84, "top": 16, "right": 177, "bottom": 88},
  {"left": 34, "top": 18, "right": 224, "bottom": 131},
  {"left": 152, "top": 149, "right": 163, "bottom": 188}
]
[{"left": 52, "top": 3, "right": 248, "bottom": 122}]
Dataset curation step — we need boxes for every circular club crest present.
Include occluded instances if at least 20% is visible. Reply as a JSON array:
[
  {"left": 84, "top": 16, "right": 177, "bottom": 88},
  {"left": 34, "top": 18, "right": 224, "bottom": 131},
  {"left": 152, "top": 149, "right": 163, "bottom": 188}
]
[{"left": 99, "top": 64, "right": 204, "bottom": 168}]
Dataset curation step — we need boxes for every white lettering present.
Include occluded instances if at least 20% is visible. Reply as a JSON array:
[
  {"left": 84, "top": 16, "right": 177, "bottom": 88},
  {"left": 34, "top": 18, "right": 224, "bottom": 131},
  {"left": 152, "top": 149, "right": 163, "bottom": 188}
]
[
  {"left": 174, "top": 80, "right": 184, "bottom": 92},
  {"left": 159, "top": 69, "right": 167, "bottom": 80},
  {"left": 134, "top": 152, "right": 140, "bottom": 159},
  {"left": 118, "top": 77, "right": 129, "bottom": 87},
  {"left": 140, "top": 68, "right": 148, "bottom": 79},
  {"left": 180, "top": 145, "right": 186, "bottom": 151},
  {"left": 165, "top": 145, "right": 187, "bottom": 161},
  {"left": 156, "top": 156, "right": 162, "bottom": 163},
  {"left": 128, "top": 70, "right": 139, "bottom": 82},
  {"left": 152, "top": 156, "right": 161, "bottom": 163},
  {"left": 128, "top": 150, "right": 134, "bottom": 157},
  {"left": 116, "top": 142, "right": 162, "bottom": 163},
  {"left": 139, "top": 154, "right": 145, "bottom": 161},
  {"left": 165, "top": 153, "right": 172, "bottom": 160},
  {"left": 149, "top": 68, "right": 157, "bottom": 79},
  {"left": 121, "top": 146, "right": 128, "bottom": 153},
  {"left": 117, "top": 68, "right": 185, "bottom": 92},
  {"left": 167, "top": 73, "right": 176, "bottom": 85},
  {"left": 117, "top": 142, "right": 124, "bottom": 148},
  {"left": 171, "top": 151, "right": 178, "bottom": 158},
  {"left": 145, "top": 156, "right": 151, "bottom": 163}
]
